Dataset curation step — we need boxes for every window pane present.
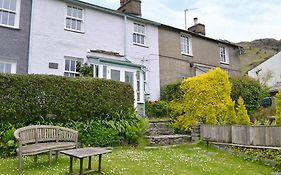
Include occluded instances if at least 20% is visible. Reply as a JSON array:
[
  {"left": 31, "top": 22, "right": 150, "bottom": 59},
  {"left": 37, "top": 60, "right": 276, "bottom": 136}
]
[
  {"left": 8, "top": 12, "right": 15, "bottom": 26},
  {"left": 125, "top": 71, "right": 134, "bottom": 87},
  {"left": 136, "top": 35, "right": 140, "bottom": 43},
  {"left": 77, "top": 20, "right": 81, "bottom": 31},
  {"left": 70, "top": 60, "right": 76, "bottom": 71},
  {"left": 0, "top": 63, "right": 4, "bottom": 73},
  {"left": 2, "top": 11, "right": 8, "bottom": 25},
  {"left": 67, "top": 6, "right": 72, "bottom": 16},
  {"left": 0, "top": 11, "right": 2, "bottom": 24},
  {"left": 111, "top": 69, "right": 120, "bottom": 81},
  {"left": 10, "top": 0, "right": 16, "bottom": 11},
  {"left": 133, "top": 34, "right": 136, "bottom": 43},
  {"left": 5, "top": 63, "right": 11, "bottom": 73},
  {"left": 66, "top": 18, "right": 71, "bottom": 29},
  {"left": 134, "top": 24, "right": 137, "bottom": 32},
  {"left": 103, "top": 66, "right": 107, "bottom": 79},
  {"left": 71, "top": 19, "right": 76, "bottom": 30},
  {"left": 94, "top": 65, "right": 99, "bottom": 77},
  {"left": 0, "top": 0, "right": 3, "bottom": 9},
  {"left": 136, "top": 71, "right": 140, "bottom": 80},
  {"left": 140, "top": 35, "right": 144, "bottom": 44},
  {"left": 65, "top": 60, "right": 70, "bottom": 71},
  {"left": 3, "top": 0, "right": 9, "bottom": 9},
  {"left": 72, "top": 7, "right": 77, "bottom": 18},
  {"left": 77, "top": 9, "right": 82, "bottom": 19}
]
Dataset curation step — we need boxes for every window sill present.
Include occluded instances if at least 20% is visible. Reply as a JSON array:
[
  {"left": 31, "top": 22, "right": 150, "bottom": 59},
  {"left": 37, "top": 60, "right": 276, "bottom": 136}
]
[
  {"left": 181, "top": 52, "right": 193, "bottom": 57},
  {"left": 64, "top": 28, "right": 85, "bottom": 34},
  {"left": 0, "top": 24, "right": 20, "bottom": 30},
  {"left": 220, "top": 61, "right": 230, "bottom": 65},
  {"left": 133, "top": 43, "right": 148, "bottom": 48}
]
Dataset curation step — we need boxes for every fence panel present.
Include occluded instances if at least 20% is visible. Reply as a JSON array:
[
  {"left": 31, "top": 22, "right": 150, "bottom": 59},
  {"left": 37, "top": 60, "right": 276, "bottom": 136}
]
[{"left": 200, "top": 125, "right": 232, "bottom": 143}]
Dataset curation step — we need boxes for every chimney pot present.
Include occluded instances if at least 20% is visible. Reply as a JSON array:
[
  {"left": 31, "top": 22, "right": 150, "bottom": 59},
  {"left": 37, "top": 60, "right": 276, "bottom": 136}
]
[{"left": 194, "top": 17, "right": 198, "bottom": 25}]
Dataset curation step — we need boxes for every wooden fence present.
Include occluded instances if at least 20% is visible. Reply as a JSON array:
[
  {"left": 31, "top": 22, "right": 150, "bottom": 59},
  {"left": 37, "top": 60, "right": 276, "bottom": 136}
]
[{"left": 201, "top": 125, "right": 281, "bottom": 147}]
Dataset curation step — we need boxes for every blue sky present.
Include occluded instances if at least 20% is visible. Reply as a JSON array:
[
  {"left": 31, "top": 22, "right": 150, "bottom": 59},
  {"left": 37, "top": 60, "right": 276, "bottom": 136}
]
[{"left": 83, "top": 0, "right": 281, "bottom": 43}]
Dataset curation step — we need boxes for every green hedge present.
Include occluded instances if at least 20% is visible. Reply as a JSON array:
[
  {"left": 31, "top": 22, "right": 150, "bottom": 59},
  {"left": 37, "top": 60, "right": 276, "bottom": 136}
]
[{"left": 0, "top": 74, "right": 134, "bottom": 123}]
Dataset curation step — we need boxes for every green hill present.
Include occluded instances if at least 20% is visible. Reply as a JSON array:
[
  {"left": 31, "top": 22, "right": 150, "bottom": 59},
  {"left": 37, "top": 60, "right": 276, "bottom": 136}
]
[{"left": 238, "top": 38, "right": 281, "bottom": 74}]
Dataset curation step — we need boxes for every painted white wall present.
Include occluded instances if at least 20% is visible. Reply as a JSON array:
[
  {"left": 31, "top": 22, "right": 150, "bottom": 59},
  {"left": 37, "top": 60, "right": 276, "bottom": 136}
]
[
  {"left": 248, "top": 51, "right": 281, "bottom": 87},
  {"left": 29, "top": 0, "right": 160, "bottom": 100}
]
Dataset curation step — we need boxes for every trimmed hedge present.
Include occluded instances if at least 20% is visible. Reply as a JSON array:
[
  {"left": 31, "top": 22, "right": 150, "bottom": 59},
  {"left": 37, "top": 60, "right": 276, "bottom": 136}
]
[{"left": 0, "top": 74, "right": 134, "bottom": 123}]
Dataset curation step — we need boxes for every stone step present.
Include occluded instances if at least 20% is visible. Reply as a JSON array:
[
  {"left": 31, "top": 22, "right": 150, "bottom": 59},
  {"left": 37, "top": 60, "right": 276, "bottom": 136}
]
[
  {"left": 148, "top": 122, "right": 169, "bottom": 130},
  {"left": 146, "top": 128, "right": 174, "bottom": 136},
  {"left": 146, "top": 134, "right": 191, "bottom": 146}
]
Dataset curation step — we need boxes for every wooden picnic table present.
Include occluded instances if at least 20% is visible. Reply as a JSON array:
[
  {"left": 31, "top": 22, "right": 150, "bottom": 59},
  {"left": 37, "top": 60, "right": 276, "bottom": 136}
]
[{"left": 60, "top": 147, "right": 112, "bottom": 175}]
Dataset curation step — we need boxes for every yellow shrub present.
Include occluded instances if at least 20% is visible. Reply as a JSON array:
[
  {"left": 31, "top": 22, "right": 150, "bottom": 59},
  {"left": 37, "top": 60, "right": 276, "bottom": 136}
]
[
  {"left": 225, "top": 101, "right": 237, "bottom": 125},
  {"left": 276, "top": 90, "right": 281, "bottom": 124},
  {"left": 169, "top": 68, "right": 233, "bottom": 131},
  {"left": 236, "top": 97, "right": 250, "bottom": 125}
]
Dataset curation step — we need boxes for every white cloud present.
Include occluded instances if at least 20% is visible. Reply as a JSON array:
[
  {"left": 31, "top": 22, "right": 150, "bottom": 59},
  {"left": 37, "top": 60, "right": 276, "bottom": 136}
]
[{"left": 84, "top": 0, "right": 281, "bottom": 42}]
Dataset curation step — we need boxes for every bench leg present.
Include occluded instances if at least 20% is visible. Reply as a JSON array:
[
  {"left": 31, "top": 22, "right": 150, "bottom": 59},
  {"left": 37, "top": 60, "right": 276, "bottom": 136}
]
[
  {"left": 34, "top": 155, "right": 38, "bottom": 163},
  {"left": 48, "top": 151, "right": 52, "bottom": 166},
  {"left": 69, "top": 156, "right": 73, "bottom": 175},
  {"left": 79, "top": 158, "right": 83, "bottom": 175},
  {"left": 98, "top": 155, "right": 102, "bottom": 173},
  {"left": 55, "top": 151, "right": 59, "bottom": 161},
  {"left": 18, "top": 155, "right": 22, "bottom": 175},
  {"left": 88, "top": 156, "right": 92, "bottom": 170}
]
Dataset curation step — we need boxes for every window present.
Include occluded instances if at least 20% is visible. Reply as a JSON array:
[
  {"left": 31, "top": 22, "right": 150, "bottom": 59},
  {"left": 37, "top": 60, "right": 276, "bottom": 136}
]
[
  {"left": 103, "top": 66, "right": 107, "bottom": 79},
  {"left": 0, "top": 62, "right": 12, "bottom": 73},
  {"left": 125, "top": 71, "right": 134, "bottom": 87},
  {"left": 219, "top": 46, "right": 229, "bottom": 64},
  {"left": 93, "top": 65, "right": 99, "bottom": 78},
  {"left": 144, "top": 71, "right": 148, "bottom": 94},
  {"left": 181, "top": 35, "right": 192, "bottom": 55},
  {"left": 64, "top": 59, "right": 80, "bottom": 77},
  {"left": 0, "top": 0, "right": 19, "bottom": 27},
  {"left": 133, "top": 23, "right": 145, "bottom": 45},
  {"left": 66, "top": 5, "right": 83, "bottom": 31},
  {"left": 111, "top": 69, "right": 120, "bottom": 81}
]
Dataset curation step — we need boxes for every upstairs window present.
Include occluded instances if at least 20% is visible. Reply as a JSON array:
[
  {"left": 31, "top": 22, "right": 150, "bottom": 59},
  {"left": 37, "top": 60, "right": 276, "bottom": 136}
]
[
  {"left": 219, "top": 46, "right": 229, "bottom": 64},
  {"left": 181, "top": 35, "right": 192, "bottom": 55},
  {"left": 66, "top": 5, "right": 83, "bottom": 31},
  {"left": 0, "top": 60, "right": 16, "bottom": 73},
  {"left": 133, "top": 23, "right": 146, "bottom": 45},
  {"left": 0, "top": 0, "right": 19, "bottom": 27},
  {"left": 64, "top": 59, "right": 81, "bottom": 77}
]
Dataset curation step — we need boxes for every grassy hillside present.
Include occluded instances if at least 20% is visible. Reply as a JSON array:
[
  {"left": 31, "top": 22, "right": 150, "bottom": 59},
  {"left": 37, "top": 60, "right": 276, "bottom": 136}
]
[{"left": 239, "top": 38, "right": 281, "bottom": 74}]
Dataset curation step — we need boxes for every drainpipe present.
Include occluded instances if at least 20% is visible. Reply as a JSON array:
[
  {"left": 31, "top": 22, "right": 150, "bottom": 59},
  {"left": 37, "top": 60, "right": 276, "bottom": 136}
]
[
  {"left": 27, "top": 0, "right": 35, "bottom": 74},
  {"left": 123, "top": 15, "right": 128, "bottom": 61}
]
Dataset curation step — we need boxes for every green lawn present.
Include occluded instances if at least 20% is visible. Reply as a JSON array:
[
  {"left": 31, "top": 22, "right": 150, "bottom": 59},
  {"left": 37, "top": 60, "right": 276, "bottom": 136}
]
[{"left": 0, "top": 144, "right": 277, "bottom": 175}]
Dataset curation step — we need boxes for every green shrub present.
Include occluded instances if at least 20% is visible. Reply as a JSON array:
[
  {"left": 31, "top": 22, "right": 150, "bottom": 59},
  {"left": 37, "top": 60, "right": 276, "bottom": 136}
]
[
  {"left": 145, "top": 100, "right": 169, "bottom": 118},
  {"left": 225, "top": 101, "right": 237, "bottom": 125},
  {"left": 236, "top": 97, "right": 251, "bottom": 125},
  {"left": 230, "top": 76, "right": 268, "bottom": 115},
  {"left": 252, "top": 106, "right": 276, "bottom": 124},
  {"left": 170, "top": 68, "right": 233, "bottom": 131},
  {"left": 0, "top": 74, "right": 134, "bottom": 123},
  {"left": 160, "top": 82, "right": 182, "bottom": 102},
  {"left": 125, "top": 117, "right": 149, "bottom": 145},
  {"left": 276, "top": 90, "right": 281, "bottom": 124}
]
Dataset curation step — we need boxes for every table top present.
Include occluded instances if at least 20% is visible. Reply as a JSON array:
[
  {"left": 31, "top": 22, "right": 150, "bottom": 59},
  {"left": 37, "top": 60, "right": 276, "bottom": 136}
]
[{"left": 60, "top": 147, "right": 112, "bottom": 158}]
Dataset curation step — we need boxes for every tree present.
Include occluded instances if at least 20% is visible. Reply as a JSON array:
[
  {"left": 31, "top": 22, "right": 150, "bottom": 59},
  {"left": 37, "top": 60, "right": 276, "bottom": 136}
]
[
  {"left": 225, "top": 101, "right": 237, "bottom": 125},
  {"left": 230, "top": 76, "right": 268, "bottom": 115},
  {"left": 236, "top": 97, "right": 250, "bottom": 125},
  {"left": 169, "top": 68, "right": 233, "bottom": 131}
]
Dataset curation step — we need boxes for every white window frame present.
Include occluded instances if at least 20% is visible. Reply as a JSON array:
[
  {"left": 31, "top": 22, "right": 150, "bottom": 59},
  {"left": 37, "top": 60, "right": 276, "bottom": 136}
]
[
  {"left": 133, "top": 23, "right": 146, "bottom": 46},
  {"left": 65, "top": 4, "right": 84, "bottom": 33},
  {"left": 180, "top": 34, "right": 192, "bottom": 56},
  {"left": 64, "top": 58, "right": 81, "bottom": 77},
  {"left": 219, "top": 46, "right": 229, "bottom": 64},
  {"left": 0, "top": 0, "right": 21, "bottom": 28},
  {"left": 0, "top": 60, "right": 16, "bottom": 73}
]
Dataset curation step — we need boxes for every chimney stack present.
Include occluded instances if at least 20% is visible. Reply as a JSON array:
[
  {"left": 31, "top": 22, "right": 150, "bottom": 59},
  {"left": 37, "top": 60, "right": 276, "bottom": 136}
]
[
  {"left": 117, "top": 0, "right": 142, "bottom": 17},
  {"left": 120, "top": 0, "right": 125, "bottom": 6},
  {"left": 188, "top": 17, "right": 206, "bottom": 36},
  {"left": 193, "top": 17, "right": 198, "bottom": 25}
]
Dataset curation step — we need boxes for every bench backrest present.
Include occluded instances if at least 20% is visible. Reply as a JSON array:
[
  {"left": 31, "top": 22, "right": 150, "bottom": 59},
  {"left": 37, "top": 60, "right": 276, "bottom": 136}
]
[{"left": 14, "top": 125, "right": 78, "bottom": 145}]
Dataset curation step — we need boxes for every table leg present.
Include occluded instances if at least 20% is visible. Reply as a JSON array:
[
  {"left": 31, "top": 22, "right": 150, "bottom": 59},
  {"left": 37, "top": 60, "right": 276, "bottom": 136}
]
[
  {"left": 98, "top": 154, "right": 102, "bottom": 172},
  {"left": 80, "top": 158, "right": 83, "bottom": 175},
  {"left": 69, "top": 156, "right": 73, "bottom": 175},
  {"left": 88, "top": 156, "right": 92, "bottom": 170}
]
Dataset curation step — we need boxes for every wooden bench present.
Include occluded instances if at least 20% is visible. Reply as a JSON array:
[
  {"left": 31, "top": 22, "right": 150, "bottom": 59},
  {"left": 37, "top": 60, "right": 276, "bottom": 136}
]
[{"left": 14, "top": 125, "right": 79, "bottom": 175}]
